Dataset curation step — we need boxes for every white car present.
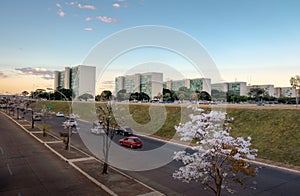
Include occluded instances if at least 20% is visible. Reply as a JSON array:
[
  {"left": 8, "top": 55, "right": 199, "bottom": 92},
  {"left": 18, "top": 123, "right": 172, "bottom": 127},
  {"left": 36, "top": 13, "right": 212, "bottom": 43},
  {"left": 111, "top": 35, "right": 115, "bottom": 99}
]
[
  {"left": 67, "top": 113, "right": 80, "bottom": 119},
  {"left": 56, "top": 112, "right": 64, "bottom": 117},
  {"left": 33, "top": 114, "right": 42, "bottom": 121},
  {"left": 90, "top": 126, "right": 105, "bottom": 135},
  {"left": 63, "top": 119, "right": 78, "bottom": 127}
]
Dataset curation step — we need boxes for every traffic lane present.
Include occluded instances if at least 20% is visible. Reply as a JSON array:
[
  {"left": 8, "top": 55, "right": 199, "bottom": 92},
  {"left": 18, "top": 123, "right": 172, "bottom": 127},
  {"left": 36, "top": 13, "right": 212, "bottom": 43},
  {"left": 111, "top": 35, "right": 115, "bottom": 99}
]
[
  {"left": 31, "top": 114, "right": 93, "bottom": 153},
  {"left": 24, "top": 113, "right": 300, "bottom": 195},
  {"left": 0, "top": 112, "right": 108, "bottom": 195},
  {"left": 239, "top": 166, "right": 300, "bottom": 195}
]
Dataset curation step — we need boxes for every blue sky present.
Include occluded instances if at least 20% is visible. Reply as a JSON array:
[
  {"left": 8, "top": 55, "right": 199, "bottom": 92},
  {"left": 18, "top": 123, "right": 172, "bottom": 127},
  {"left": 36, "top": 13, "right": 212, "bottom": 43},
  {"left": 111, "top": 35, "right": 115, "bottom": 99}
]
[{"left": 0, "top": 0, "right": 299, "bottom": 94}]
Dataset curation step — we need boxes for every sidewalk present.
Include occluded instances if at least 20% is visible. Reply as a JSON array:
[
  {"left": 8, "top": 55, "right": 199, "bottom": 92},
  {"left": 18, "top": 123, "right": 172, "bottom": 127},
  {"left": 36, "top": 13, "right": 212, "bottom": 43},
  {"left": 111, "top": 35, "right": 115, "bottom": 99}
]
[{"left": 2, "top": 111, "right": 163, "bottom": 196}]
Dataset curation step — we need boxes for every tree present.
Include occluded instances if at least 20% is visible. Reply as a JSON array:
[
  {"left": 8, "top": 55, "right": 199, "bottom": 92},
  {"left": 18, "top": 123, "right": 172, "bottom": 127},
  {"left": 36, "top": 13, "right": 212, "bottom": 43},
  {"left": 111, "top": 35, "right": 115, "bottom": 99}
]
[
  {"left": 198, "top": 91, "right": 211, "bottom": 101},
  {"left": 290, "top": 75, "right": 300, "bottom": 106},
  {"left": 31, "top": 89, "right": 47, "bottom": 99},
  {"left": 173, "top": 106, "right": 258, "bottom": 196},
  {"left": 96, "top": 90, "right": 113, "bottom": 101},
  {"left": 139, "top": 92, "right": 150, "bottom": 102},
  {"left": 53, "top": 88, "right": 73, "bottom": 101},
  {"left": 101, "top": 90, "right": 113, "bottom": 101},
  {"left": 97, "top": 102, "right": 120, "bottom": 174},
  {"left": 211, "top": 89, "right": 227, "bottom": 102},
  {"left": 78, "top": 93, "right": 94, "bottom": 101},
  {"left": 248, "top": 88, "right": 265, "bottom": 102},
  {"left": 163, "top": 88, "right": 178, "bottom": 102},
  {"left": 22, "top": 91, "right": 29, "bottom": 97}
]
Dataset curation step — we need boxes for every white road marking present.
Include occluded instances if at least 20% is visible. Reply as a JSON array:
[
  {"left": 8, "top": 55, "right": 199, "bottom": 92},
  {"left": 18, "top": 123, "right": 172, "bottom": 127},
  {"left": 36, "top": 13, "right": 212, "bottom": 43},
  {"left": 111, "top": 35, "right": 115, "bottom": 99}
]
[{"left": 7, "top": 164, "right": 13, "bottom": 175}]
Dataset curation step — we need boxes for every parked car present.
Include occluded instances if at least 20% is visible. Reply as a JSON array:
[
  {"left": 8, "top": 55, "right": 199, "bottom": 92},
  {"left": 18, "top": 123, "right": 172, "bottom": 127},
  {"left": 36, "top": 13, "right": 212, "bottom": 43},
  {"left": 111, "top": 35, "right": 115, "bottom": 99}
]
[
  {"left": 56, "top": 112, "right": 64, "bottom": 117},
  {"left": 115, "top": 126, "right": 134, "bottom": 135},
  {"left": 119, "top": 136, "right": 143, "bottom": 148}
]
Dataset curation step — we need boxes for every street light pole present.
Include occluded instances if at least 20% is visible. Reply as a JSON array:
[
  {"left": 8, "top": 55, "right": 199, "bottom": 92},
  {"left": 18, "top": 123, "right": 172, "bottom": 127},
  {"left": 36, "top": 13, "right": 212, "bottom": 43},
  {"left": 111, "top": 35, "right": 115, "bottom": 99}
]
[{"left": 47, "top": 88, "right": 72, "bottom": 151}]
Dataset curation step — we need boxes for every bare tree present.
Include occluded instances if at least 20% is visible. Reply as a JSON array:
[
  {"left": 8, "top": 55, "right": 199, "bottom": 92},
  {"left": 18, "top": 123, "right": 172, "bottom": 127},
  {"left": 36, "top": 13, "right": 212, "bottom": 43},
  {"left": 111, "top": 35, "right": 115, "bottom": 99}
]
[{"left": 97, "top": 102, "right": 120, "bottom": 174}]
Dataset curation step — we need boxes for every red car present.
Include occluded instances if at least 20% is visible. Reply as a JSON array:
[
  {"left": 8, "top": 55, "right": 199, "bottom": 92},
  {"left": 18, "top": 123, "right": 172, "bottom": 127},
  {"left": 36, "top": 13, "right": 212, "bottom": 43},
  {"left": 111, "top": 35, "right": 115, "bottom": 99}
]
[{"left": 119, "top": 136, "right": 143, "bottom": 148}]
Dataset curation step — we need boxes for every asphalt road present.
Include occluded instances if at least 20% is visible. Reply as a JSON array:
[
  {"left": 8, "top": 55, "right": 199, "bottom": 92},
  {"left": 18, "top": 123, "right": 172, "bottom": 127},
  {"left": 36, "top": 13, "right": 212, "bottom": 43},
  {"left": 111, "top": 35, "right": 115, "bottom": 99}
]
[
  {"left": 0, "top": 112, "right": 108, "bottom": 195},
  {"left": 24, "top": 111, "right": 300, "bottom": 196}
]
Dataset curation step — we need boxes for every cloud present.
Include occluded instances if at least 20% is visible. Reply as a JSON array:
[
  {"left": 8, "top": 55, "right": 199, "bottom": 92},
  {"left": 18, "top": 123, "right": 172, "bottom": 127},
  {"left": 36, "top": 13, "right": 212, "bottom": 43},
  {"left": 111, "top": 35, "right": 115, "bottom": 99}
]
[
  {"left": 113, "top": 3, "right": 120, "bottom": 8},
  {"left": 85, "top": 17, "right": 92, "bottom": 21},
  {"left": 0, "top": 72, "right": 8, "bottom": 79},
  {"left": 67, "top": 2, "right": 76, "bottom": 6},
  {"left": 15, "top": 67, "right": 54, "bottom": 80},
  {"left": 96, "top": 16, "right": 118, "bottom": 23},
  {"left": 84, "top": 27, "right": 93, "bottom": 31},
  {"left": 56, "top": 3, "right": 62, "bottom": 8},
  {"left": 57, "top": 9, "right": 66, "bottom": 17},
  {"left": 77, "top": 4, "right": 96, "bottom": 10},
  {"left": 116, "top": 0, "right": 129, "bottom": 8}
]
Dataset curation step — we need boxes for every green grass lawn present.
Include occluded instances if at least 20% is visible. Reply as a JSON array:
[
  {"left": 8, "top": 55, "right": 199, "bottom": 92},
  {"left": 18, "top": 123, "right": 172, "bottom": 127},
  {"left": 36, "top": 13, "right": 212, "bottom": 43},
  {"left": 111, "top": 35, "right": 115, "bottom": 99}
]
[
  {"left": 33, "top": 101, "right": 300, "bottom": 166},
  {"left": 228, "top": 108, "right": 300, "bottom": 166}
]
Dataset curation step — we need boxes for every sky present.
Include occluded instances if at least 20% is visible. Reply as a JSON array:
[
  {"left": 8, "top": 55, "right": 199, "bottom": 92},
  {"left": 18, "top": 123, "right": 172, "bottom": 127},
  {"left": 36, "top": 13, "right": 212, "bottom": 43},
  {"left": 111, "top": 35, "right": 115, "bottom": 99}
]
[{"left": 0, "top": 0, "right": 299, "bottom": 95}]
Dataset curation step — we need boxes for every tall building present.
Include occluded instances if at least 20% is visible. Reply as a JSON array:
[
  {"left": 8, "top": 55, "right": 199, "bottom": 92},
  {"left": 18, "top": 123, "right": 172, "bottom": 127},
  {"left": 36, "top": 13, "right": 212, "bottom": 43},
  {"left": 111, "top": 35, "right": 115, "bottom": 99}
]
[
  {"left": 54, "top": 65, "right": 96, "bottom": 99},
  {"left": 227, "top": 82, "right": 247, "bottom": 96},
  {"left": 165, "top": 78, "right": 211, "bottom": 94},
  {"left": 247, "top": 84, "right": 275, "bottom": 97},
  {"left": 115, "top": 72, "right": 163, "bottom": 99},
  {"left": 212, "top": 82, "right": 247, "bottom": 96},
  {"left": 274, "top": 87, "right": 297, "bottom": 98}
]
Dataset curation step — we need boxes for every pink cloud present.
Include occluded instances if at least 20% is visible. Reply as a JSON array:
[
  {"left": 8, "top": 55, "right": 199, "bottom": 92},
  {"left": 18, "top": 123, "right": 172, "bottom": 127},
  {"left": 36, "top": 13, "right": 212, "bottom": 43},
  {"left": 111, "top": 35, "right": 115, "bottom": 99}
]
[
  {"left": 57, "top": 10, "right": 66, "bottom": 17},
  {"left": 84, "top": 27, "right": 93, "bottom": 31},
  {"left": 113, "top": 3, "right": 120, "bottom": 8},
  {"left": 77, "top": 4, "right": 96, "bottom": 10},
  {"left": 85, "top": 17, "right": 92, "bottom": 21},
  {"left": 96, "top": 16, "right": 117, "bottom": 23}
]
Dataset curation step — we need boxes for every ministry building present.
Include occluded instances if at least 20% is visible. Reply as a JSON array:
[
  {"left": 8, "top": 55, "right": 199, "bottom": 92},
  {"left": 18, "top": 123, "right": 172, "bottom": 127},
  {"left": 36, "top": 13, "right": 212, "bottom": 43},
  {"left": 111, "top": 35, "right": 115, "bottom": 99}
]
[
  {"left": 54, "top": 65, "right": 96, "bottom": 99},
  {"left": 115, "top": 72, "right": 163, "bottom": 99}
]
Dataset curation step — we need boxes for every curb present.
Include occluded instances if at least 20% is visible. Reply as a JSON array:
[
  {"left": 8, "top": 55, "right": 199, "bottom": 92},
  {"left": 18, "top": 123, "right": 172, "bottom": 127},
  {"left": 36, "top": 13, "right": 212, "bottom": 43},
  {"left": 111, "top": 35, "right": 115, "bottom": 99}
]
[{"left": 1, "top": 111, "right": 118, "bottom": 196}]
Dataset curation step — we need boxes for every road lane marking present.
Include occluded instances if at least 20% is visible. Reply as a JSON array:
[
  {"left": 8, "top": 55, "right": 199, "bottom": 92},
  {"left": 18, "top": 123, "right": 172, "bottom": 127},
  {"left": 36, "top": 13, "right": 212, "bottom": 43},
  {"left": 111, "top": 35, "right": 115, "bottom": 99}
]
[
  {"left": 69, "top": 157, "right": 95, "bottom": 162},
  {"left": 7, "top": 164, "right": 13, "bottom": 175}
]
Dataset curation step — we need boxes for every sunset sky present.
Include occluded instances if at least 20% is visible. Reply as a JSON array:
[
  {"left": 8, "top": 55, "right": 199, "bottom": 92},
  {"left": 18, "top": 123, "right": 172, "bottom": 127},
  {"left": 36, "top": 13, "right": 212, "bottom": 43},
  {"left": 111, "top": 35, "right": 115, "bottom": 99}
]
[{"left": 0, "top": 0, "right": 299, "bottom": 95}]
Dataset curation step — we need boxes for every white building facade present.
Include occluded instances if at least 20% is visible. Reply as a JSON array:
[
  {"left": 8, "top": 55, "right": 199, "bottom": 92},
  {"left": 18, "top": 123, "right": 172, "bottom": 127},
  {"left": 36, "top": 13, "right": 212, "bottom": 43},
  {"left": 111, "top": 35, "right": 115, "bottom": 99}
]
[
  {"left": 247, "top": 84, "right": 275, "bottom": 97},
  {"left": 165, "top": 78, "right": 211, "bottom": 95},
  {"left": 115, "top": 72, "right": 163, "bottom": 99},
  {"left": 274, "top": 87, "right": 297, "bottom": 98},
  {"left": 54, "top": 65, "right": 96, "bottom": 99}
]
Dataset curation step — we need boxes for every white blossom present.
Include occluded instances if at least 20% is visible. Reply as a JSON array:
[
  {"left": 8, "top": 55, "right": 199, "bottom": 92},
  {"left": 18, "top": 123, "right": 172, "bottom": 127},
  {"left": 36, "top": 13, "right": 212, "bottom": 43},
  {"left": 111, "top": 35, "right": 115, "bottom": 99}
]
[{"left": 173, "top": 106, "right": 258, "bottom": 195}]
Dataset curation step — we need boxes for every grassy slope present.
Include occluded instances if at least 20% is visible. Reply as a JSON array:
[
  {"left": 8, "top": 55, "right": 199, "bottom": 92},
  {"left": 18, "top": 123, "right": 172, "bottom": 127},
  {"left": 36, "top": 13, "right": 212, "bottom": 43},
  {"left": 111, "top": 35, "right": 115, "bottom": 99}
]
[
  {"left": 228, "top": 108, "right": 300, "bottom": 166},
  {"left": 34, "top": 101, "right": 300, "bottom": 166}
]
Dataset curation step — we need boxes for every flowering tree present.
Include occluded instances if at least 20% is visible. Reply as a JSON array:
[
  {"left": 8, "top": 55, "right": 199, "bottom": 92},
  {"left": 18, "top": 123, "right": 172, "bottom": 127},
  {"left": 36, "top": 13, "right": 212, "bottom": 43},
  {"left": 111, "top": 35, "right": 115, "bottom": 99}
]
[{"left": 173, "top": 106, "right": 258, "bottom": 196}]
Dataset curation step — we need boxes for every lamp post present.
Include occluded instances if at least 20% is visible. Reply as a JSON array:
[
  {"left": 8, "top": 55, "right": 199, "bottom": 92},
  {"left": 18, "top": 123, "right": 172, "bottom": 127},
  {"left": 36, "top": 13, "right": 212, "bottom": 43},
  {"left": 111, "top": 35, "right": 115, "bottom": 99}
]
[{"left": 47, "top": 87, "right": 73, "bottom": 151}]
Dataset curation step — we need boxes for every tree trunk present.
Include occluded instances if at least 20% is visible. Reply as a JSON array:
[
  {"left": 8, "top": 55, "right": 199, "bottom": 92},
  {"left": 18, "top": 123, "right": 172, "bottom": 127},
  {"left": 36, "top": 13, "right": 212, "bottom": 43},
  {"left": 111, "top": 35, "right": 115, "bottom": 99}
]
[
  {"left": 31, "top": 111, "right": 34, "bottom": 128},
  {"left": 43, "top": 128, "right": 46, "bottom": 137},
  {"left": 102, "top": 162, "right": 108, "bottom": 174},
  {"left": 216, "top": 186, "right": 221, "bottom": 196},
  {"left": 65, "top": 136, "right": 69, "bottom": 150},
  {"left": 102, "top": 119, "right": 110, "bottom": 174}
]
